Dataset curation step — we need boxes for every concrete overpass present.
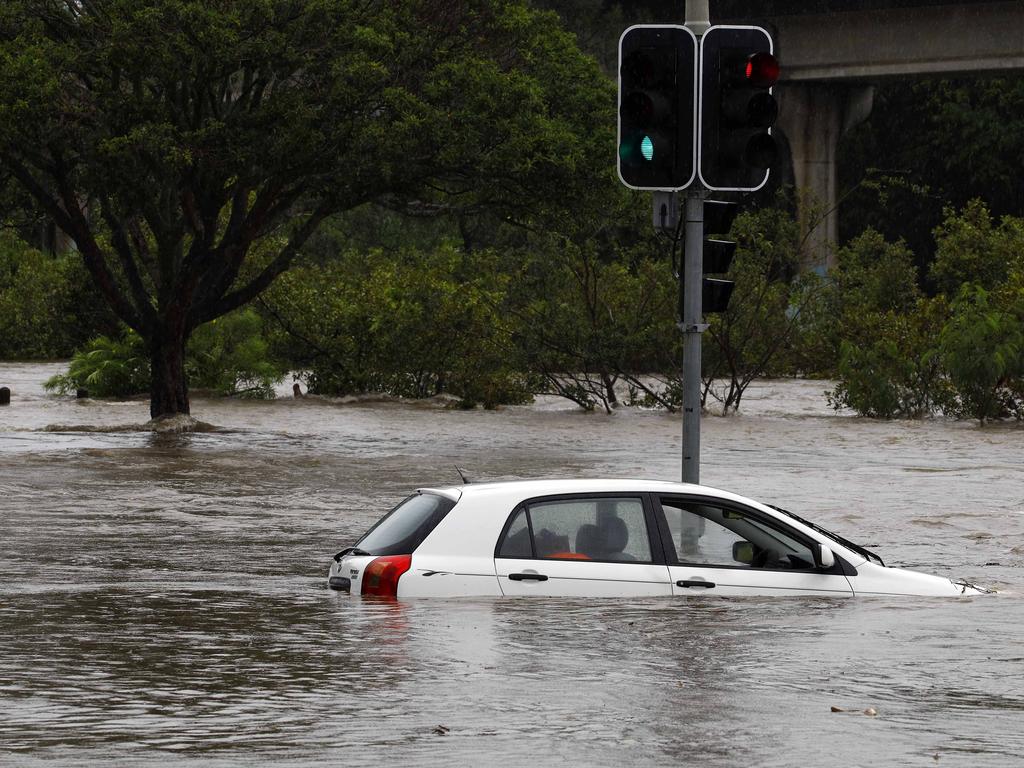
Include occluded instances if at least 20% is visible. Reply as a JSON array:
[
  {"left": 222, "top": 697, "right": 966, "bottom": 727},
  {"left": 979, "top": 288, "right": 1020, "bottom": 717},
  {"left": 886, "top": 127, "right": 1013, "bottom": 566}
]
[{"left": 713, "top": 0, "right": 1024, "bottom": 269}]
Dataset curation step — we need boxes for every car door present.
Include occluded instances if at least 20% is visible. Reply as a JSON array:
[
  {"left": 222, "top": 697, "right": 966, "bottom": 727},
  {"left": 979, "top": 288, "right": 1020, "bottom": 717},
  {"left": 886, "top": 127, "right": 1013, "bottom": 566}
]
[
  {"left": 493, "top": 495, "right": 672, "bottom": 597},
  {"left": 655, "top": 496, "right": 854, "bottom": 597}
]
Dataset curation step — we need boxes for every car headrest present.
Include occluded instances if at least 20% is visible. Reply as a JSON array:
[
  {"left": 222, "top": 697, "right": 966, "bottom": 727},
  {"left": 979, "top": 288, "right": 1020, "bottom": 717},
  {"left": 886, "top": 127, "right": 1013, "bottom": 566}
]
[
  {"left": 601, "top": 516, "right": 629, "bottom": 553},
  {"left": 575, "top": 524, "right": 603, "bottom": 558}
]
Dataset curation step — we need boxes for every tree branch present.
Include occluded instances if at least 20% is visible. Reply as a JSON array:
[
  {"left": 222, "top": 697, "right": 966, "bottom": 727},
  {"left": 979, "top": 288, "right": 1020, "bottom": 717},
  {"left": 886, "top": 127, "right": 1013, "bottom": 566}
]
[
  {"left": 98, "top": 198, "right": 157, "bottom": 331},
  {"left": 193, "top": 204, "right": 330, "bottom": 325}
]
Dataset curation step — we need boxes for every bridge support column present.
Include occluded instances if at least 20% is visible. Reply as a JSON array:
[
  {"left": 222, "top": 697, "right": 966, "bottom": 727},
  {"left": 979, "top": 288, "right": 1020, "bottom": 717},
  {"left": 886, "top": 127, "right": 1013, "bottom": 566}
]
[{"left": 776, "top": 82, "right": 874, "bottom": 272}]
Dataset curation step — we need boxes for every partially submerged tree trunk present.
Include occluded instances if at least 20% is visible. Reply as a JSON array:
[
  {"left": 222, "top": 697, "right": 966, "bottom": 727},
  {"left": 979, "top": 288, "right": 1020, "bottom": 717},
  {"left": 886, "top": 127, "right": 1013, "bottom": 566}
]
[{"left": 148, "top": 316, "right": 190, "bottom": 420}]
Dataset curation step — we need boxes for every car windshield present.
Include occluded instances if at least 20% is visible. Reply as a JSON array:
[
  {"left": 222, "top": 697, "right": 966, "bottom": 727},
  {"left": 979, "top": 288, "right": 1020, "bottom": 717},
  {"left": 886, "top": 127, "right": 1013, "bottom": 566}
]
[
  {"left": 354, "top": 492, "right": 456, "bottom": 556},
  {"left": 767, "top": 504, "right": 885, "bottom": 566}
]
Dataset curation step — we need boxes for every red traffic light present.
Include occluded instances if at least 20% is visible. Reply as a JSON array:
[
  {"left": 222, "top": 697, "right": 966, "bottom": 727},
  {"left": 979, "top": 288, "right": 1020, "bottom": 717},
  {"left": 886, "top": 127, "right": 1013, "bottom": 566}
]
[
  {"left": 745, "top": 52, "right": 779, "bottom": 88},
  {"left": 699, "top": 25, "right": 777, "bottom": 192}
]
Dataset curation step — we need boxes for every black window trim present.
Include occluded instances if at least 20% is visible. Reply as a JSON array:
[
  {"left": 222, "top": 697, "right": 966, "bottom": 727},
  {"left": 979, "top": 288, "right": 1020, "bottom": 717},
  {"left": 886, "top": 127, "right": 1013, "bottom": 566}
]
[
  {"left": 653, "top": 494, "right": 848, "bottom": 575},
  {"left": 493, "top": 492, "right": 666, "bottom": 565}
]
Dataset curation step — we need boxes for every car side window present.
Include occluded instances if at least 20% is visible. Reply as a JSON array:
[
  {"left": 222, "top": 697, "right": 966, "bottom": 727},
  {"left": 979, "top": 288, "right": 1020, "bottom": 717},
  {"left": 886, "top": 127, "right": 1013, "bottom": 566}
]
[
  {"left": 498, "top": 508, "right": 533, "bottom": 558},
  {"left": 496, "top": 497, "right": 653, "bottom": 563},
  {"left": 659, "top": 498, "right": 817, "bottom": 571}
]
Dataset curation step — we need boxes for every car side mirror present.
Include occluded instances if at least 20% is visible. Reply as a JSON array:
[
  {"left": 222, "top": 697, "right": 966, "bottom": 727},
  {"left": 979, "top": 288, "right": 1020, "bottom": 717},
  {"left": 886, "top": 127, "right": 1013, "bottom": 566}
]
[
  {"left": 815, "top": 544, "right": 835, "bottom": 569},
  {"left": 732, "top": 541, "right": 754, "bottom": 565}
]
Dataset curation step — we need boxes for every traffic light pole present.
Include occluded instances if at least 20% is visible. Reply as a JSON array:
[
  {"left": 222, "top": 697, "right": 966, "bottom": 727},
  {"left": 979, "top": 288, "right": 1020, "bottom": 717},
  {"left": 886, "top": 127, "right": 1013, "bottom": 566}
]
[
  {"left": 681, "top": 191, "right": 705, "bottom": 484},
  {"left": 681, "top": 3, "right": 707, "bottom": 485},
  {"left": 624, "top": 11, "right": 775, "bottom": 486}
]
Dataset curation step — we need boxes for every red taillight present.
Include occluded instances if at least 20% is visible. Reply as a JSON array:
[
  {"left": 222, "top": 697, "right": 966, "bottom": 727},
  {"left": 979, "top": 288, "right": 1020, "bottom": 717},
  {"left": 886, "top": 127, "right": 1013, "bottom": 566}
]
[{"left": 361, "top": 555, "right": 412, "bottom": 597}]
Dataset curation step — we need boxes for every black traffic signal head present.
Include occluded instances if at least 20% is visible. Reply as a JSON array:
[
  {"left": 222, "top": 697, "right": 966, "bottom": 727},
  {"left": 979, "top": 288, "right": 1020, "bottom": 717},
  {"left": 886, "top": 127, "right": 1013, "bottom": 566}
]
[
  {"left": 699, "top": 26, "right": 779, "bottom": 192},
  {"left": 703, "top": 200, "right": 739, "bottom": 314},
  {"left": 617, "top": 25, "right": 697, "bottom": 191}
]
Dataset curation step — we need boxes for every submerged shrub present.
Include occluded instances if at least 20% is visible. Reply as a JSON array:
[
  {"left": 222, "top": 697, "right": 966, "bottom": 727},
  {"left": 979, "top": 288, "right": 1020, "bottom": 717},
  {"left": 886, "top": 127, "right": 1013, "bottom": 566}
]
[
  {"left": 938, "top": 285, "right": 1024, "bottom": 423},
  {"left": 263, "top": 244, "right": 533, "bottom": 406},
  {"left": 45, "top": 333, "right": 149, "bottom": 398},
  {"left": 829, "top": 204, "right": 1024, "bottom": 424},
  {"left": 46, "top": 310, "right": 284, "bottom": 399},
  {"left": 827, "top": 300, "right": 949, "bottom": 418},
  {"left": 187, "top": 311, "right": 286, "bottom": 398}
]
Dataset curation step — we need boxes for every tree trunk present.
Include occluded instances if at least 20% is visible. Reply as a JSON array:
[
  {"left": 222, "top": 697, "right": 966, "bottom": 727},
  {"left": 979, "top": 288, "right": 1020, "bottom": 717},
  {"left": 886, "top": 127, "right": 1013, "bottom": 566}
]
[
  {"left": 600, "top": 370, "right": 618, "bottom": 408},
  {"left": 148, "top": 315, "right": 190, "bottom": 420}
]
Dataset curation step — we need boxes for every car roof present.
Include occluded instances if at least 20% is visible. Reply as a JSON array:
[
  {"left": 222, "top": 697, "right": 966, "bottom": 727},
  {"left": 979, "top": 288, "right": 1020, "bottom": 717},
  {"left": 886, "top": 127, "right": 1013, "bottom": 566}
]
[{"left": 417, "top": 478, "right": 757, "bottom": 507}]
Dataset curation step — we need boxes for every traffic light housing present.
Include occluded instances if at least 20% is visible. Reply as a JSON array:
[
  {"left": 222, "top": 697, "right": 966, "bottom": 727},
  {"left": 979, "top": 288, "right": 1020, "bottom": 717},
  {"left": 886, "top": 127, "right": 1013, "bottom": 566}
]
[
  {"left": 676, "top": 200, "right": 739, "bottom": 318},
  {"left": 617, "top": 25, "right": 697, "bottom": 191},
  {"left": 699, "top": 26, "right": 779, "bottom": 192},
  {"left": 702, "top": 200, "right": 739, "bottom": 313}
]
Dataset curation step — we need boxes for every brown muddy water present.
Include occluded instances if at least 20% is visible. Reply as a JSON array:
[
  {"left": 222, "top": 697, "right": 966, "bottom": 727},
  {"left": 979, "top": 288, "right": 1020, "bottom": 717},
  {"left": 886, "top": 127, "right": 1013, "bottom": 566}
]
[{"left": 1, "top": 362, "right": 1022, "bottom": 767}]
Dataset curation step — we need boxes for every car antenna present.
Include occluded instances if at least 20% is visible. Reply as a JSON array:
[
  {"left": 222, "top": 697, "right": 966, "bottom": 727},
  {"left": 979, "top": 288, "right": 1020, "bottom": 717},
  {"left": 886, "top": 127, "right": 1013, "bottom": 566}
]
[{"left": 455, "top": 466, "right": 472, "bottom": 484}]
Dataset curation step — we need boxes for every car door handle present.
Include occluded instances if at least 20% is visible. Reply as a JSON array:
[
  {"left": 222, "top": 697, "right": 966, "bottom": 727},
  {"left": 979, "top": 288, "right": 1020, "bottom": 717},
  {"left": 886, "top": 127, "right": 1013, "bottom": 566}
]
[
  {"left": 509, "top": 573, "right": 549, "bottom": 582},
  {"left": 676, "top": 579, "right": 716, "bottom": 589}
]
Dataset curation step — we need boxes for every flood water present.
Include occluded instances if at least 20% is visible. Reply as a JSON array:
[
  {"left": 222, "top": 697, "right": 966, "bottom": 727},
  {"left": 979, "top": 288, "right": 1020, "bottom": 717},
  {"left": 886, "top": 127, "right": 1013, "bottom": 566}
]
[{"left": 1, "top": 362, "right": 1022, "bottom": 766}]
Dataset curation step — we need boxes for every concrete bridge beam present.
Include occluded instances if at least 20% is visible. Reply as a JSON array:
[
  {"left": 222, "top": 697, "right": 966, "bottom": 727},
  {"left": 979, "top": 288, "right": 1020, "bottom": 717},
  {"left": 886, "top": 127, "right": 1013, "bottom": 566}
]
[
  {"left": 776, "top": 82, "right": 874, "bottom": 272},
  {"left": 770, "top": 1, "right": 1024, "bottom": 82},
  {"left": 717, "top": 1, "right": 1024, "bottom": 271}
]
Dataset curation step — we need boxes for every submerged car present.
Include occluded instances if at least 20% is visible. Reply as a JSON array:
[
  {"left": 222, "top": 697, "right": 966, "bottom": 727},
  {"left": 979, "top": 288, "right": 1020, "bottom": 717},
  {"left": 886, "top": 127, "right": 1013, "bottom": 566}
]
[{"left": 327, "top": 479, "right": 990, "bottom": 598}]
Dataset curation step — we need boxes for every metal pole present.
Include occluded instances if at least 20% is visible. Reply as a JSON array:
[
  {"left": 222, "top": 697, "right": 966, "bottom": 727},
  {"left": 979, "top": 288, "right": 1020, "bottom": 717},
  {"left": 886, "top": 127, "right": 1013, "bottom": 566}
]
[
  {"left": 681, "top": 192, "right": 704, "bottom": 484},
  {"left": 682, "top": 0, "right": 709, "bottom": 485},
  {"left": 684, "top": 0, "right": 710, "bottom": 35}
]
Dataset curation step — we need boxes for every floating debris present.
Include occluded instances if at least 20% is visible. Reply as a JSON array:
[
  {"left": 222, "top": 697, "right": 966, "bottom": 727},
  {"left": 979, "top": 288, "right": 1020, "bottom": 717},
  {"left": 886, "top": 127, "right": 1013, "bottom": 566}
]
[{"left": 433, "top": 724, "right": 450, "bottom": 735}]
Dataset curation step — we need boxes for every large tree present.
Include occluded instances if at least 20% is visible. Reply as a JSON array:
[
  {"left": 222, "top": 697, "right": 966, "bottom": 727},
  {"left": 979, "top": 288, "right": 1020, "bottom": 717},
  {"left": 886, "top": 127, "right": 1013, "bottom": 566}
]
[{"left": 0, "top": 0, "right": 613, "bottom": 420}]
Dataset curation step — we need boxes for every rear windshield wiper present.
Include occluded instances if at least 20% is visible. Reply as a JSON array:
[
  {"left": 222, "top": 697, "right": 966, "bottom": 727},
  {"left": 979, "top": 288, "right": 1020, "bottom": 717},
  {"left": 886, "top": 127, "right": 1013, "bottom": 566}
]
[
  {"left": 333, "top": 547, "right": 372, "bottom": 562},
  {"left": 767, "top": 504, "right": 885, "bottom": 567}
]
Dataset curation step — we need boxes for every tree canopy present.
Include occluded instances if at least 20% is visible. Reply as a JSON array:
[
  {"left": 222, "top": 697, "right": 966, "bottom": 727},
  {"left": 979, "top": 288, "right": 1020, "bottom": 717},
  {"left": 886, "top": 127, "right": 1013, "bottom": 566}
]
[{"left": 0, "top": 0, "right": 614, "bottom": 419}]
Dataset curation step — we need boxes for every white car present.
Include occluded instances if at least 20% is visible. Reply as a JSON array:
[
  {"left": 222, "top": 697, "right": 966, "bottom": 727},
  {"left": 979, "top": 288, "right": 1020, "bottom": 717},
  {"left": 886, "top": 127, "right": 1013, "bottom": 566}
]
[{"left": 327, "top": 479, "right": 990, "bottom": 598}]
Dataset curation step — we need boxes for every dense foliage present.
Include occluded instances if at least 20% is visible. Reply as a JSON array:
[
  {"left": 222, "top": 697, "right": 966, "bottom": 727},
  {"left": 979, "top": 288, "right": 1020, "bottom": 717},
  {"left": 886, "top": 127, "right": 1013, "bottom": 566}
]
[
  {"left": 46, "top": 310, "right": 285, "bottom": 399},
  {"left": 13, "top": 197, "right": 1024, "bottom": 426},
  {"left": 0, "top": 0, "right": 613, "bottom": 418},
  {"left": 828, "top": 202, "right": 1024, "bottom": 424},
  {"left": 3, "top": 4, "right": 1022, "bottom": 427},
  {"left": 262, "top": 243, "right": 531, "bottom": 408},
  {"left": 839, "top": 76, "right": 1024, "bottom": 270},
  {"left": 0, "top": 232, "right": 117, "bottom": 358}
]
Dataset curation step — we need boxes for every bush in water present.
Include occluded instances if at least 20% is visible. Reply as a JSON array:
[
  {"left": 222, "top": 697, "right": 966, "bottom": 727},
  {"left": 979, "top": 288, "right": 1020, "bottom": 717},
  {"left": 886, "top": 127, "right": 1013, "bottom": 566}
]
[
  {"left": 827, "top": 299, "right": 950, "bottom": 419},
  {"left": 829, "top": 203, "right": 1024, "bottom": 423},
  {"left": 186, "top": 311, "right": 287, "bottom": 399},
  {"left": 45, "top": 333, "right": 149, "bottom": 398},
  {"left": 46, "top": 310, "right": 285, "bottom": 399},
  {"left": 261, "top": 244, "right": 533, "bottom": 408},
  {"left": 938, "top": 284, "right": 1024, "bottom": 424}
]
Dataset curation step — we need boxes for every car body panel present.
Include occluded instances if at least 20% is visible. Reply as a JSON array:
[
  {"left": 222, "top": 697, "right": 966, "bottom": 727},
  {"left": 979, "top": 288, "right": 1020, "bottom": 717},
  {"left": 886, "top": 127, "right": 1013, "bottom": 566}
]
[
  {"left": 847, "top": 561, "right": 985, "bottom": 596},
  {"left": 668, "top": 563, "right": 854, "bottom": 596},
  {"left": 495, "top": 558, "right": 672, "bottom": 597},
  {"left": 401, "top": 554, "right": 502, "bottom": 597},
  {"left": 328, "top": 554, "right": 376, "bottom": 594}
]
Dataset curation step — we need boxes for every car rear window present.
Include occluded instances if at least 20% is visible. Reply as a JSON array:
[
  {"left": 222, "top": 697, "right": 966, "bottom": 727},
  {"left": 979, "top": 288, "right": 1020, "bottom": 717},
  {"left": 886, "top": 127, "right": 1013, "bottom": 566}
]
[{"left": 355, "top": 492, "right": 456, "bottom": 556}]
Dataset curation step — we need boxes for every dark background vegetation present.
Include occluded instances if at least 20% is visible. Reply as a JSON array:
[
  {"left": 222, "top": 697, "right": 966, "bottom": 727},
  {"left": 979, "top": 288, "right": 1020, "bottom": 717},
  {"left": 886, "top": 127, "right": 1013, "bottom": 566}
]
[{"left": 2, "top": 0, "right": 1022, "bottom": 423}]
